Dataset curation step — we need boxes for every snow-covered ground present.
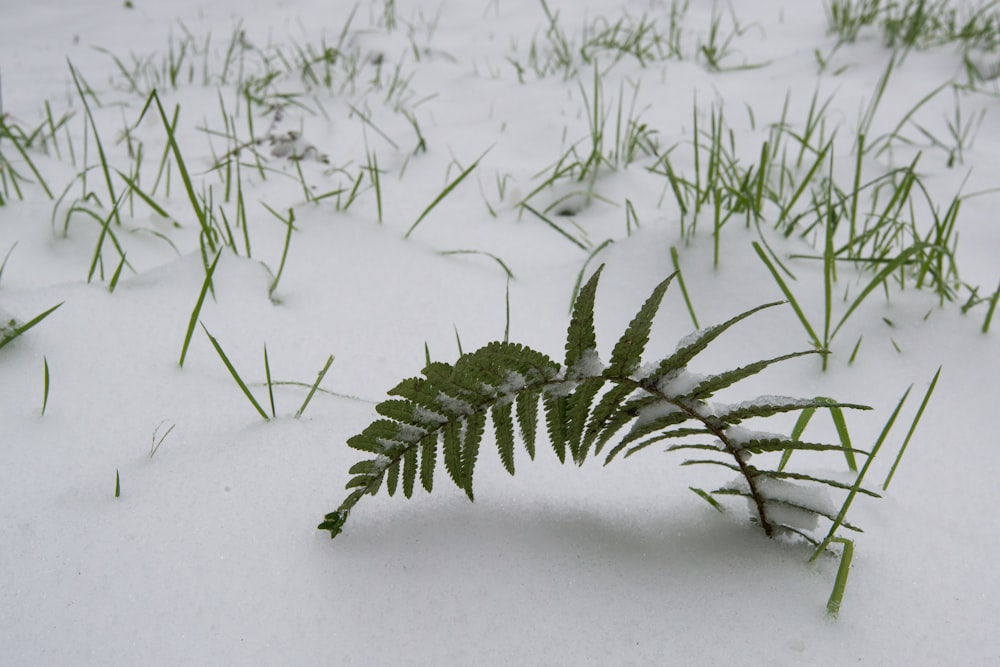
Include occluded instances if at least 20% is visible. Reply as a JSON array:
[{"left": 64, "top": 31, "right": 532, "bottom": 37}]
[{"left": 2, "top": 0, "right": 999, "bottom": 664}]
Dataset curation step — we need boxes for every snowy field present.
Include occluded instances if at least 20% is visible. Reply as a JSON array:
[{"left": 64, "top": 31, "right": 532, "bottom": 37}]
[{"left": 2, "top": 0, "right": 999, "bottom": 664}]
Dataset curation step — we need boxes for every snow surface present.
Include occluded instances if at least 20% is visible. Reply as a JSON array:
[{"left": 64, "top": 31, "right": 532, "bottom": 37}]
[{"left": 2, "top": 0, "right": 1000, "bottom": 664}]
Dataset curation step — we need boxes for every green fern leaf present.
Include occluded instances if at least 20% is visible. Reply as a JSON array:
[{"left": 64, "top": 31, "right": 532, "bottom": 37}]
[
  {"left": 544, "top": 393, "right": 569, "bottom": 463},
  {"left": 604, "top": 400, "right": 690, "bottom": 462},
  {"left": 492, "top": 402, "right": 517, "bottom": 475},
  {"left": 321, "top": 270, "right": 900, "bottom": 555},
  {"left": 622, "top": 427, "right": 714, "bottom": 458},
  {"left": 443, "top": 421, "right": 463, "bottom": 490},
  {"left": 402, "top": 446, "right": 418, "bottom": 498},
  {"left": 605, "top": 273, "right": 676, "bottom": 377},
  {"left": 716, "top": 398, "right": 871, "bottom": 425},
  {"left": 584, "top": 383, "right": 638, "bottom": 455},
  {"left": 598, "top": 393, "right": 664, "bottom": 462},
  {"left": 566, "top": 378, "right": 606, "bottom": 464},
  {"left": 348, "top": 420, "right": 408, "bottom": 454},
  {"left": 754, "top": 468, "right": 881, "bottom": 498},
  {"left": 711, "top": 489, "right": 864, "bottom": 533},
  {"left": 684, "top": 350, "right": 822, "bottom": 400},
  {"left": 386, "top": 459, "right": 400, "bottom": 496},
  {"left": 419, "top": 435, "right": 436, "bottom": 492},
  {"left": 667, "top": 439, "right": 868, "bottom": 457},
  {"left": 565, "top": 266, "right": 602, "bottom": 371},
  {"left": 515, "top": 389, "right": 540, "bottom": 459},
  {"left": 644, "top": 301, "right": 785, "bottom": 385},
  {"left": 317, "top": 488, "right": 367, "bottom": 537},
  {"left": 462, "top": 412, "right": 486, "bottom": 500},
  {"left": 717, "top": 437, "right": 870, "bottom": 458}
]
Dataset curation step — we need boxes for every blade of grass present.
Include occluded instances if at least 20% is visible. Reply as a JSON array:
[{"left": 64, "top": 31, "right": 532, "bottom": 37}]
[
  {"left": 261, "top": 205, "right": 295, "bottom": 299},
  {"left": 201, "top": 323, "right": 270, "bottom": 421},
  {"left": 68, "top": 62, "right": 118, "bottom": 223},
  {"left": 439, "top": 249, "right": 515, "bottom": 279},
  {"left": 670, "top": 245, "right": 699, "bottom": 328},
  {"left": 264, "top": 344, "right": 276, "bottom": 418},
  {"left": 0, "top": 241, "right": 18, "bottom": 286},
  {"left": 778, "top": 406, "right": 816, "bottom": 471},
  {"left": 135, "top": 90, "right": 217, "bottom": 252},
  {"left": 983, "top": 279, "right": 1000, "bottom": 334},
  {"left": 882, "top": 365, "right": 941, "bottom": 490},
  {"left": 295, "top": 354, "right": 335, "bottom": 418},
  {"left": 830, "top": 243, "right": 935, "bottom": 340},
  {"left": 826, "top": 537, "right": 854, "bottom": 618},
  {"left": 149, "top": 420, "right": 176, "bottom": 458},
  {"left": 752, "top": 241, "right": 821, "bottom": 350},
  {"left": 179, "top": 251, "right": 222, "bottom": 367},
  {"left": 811, "top": 384, "right": 912, "bottom": 561},
  {"left": 405, "top": 148, "right": 490, "bottom": 238},
  {"left": 521, "top": 203, "right": 590, "bottom": 251},
  {"left": 0, "top": 302, "right": 64, "bottom": 352},
  {"left": 41, "top": 356, "right": 50, "bottom": 416}
]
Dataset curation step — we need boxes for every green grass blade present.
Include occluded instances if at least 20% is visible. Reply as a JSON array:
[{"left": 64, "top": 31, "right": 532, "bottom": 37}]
[
  {"left": 296, "top": 354, "right": 335, "bottom": 418},
  {"left": 983, "top": 279, "right": 1000, "bottom": 334},
  {"left": 264, "top": 344, "right": 276, "bottom": 418},
  {"left": 0, "top": 302, "right": 64, "bottom": 352},
  {"left": 136, "top": 90, "right": 215, "bottom": 251},
  {"left": 778, "top": 406, "right": 816, "bottom": 471},
  {"left": 201, "top": 323, "right": 270, "bottom": 421},
  {"left": 41, "top": 356, "right": 50, "bottom": 416},
  {"left": 406, "top": 149, "right": 490, "bottom": 238},
  {"left": 439, "top": 249, "right": 515, "bottom": 279},
  {"left": 689, "top": 487, "right": 725, "bottom": 513},
  {"left": 670, "top": 246, "right": 699, "bottom": 329},
  {"left": 811, "top": 384, "right": 912, "bottom": 561},
  {"left": 882, "top": 365, "right": 941, "bottom": 490},
  {"left": 830, "top": 243, "right": 934, "bottom": 340},
  {"left": 179, "top": 251, "right": 222, "bottom": 367},
  {"left": 826, "top": 537, "right": 854, "bottom": 618},
  {"left": 522, "top": 203, "right": 590, "bottom": 251},
  {"left": 0, "top": 116, "right": 54, "bottom": 199},
  {"left": 752, "top": 241, "right": 821, "bottom": 349}
]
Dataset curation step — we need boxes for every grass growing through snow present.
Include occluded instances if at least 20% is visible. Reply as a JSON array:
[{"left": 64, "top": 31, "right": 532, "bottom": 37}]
[{"left": 0, "top": 1, "right": 989, "bottom": 623}]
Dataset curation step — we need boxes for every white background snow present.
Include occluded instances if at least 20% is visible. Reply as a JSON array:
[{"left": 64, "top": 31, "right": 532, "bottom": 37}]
[{"left": 2, "top": 0, "right": 999, "bottom": 664}]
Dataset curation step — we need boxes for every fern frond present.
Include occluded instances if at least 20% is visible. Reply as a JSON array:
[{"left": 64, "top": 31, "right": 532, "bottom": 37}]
[
  {"left": 684, "top": 350, "right": 822, "bottom": 400},
  {"left": 402, "top": 446, "right": 418, "bottom": 498},
  {"left": 419, "top": 436, "right": 436, "bottom": 492},
  {"left": 322, "top": 265, "right": 885, "bottom": 558},
  {"left": 605, "top": 272, "right": 676, "bottom": 377},
  {"left": 543, "top": 393, "right": 569, "bottom": 463},
  {"left": 643, "top": 300, "right": 786, "bottom": 386},
  {"left": 515, "top": 389, "right": 540, "bottom": 458},
  {"left": 565, "top": 266, "right": 602, "bottom": 371},
  {"left": 584, "top": 383, "right": 640, "bottom": 455},
  {"left": 715, "top": 397, "right": 871, "bottom": 425},
  {"left": 492, "top": 403, "right": 517, "bottom": 475},
  {"left": 566, "top": 378, "right": 605, "bottom": 464}
]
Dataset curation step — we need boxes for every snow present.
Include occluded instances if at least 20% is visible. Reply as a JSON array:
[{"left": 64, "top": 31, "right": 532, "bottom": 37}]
[
  {"left": 655, "top": 368, "right": 706, "bottom": 396},
  {"left": 632, "top": 397, "right": 681, "bottom": 429},
  {"left": 2, "top": 0, "right": 1000, "bottom": 664},
  {"left": 568, "top": 347, "right": 605, "bottom": 378}
]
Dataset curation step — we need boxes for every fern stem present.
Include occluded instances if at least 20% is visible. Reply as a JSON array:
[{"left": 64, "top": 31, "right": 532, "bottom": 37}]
[{"left": 619, "top": 376, "right": 775, "bottom": 536}]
